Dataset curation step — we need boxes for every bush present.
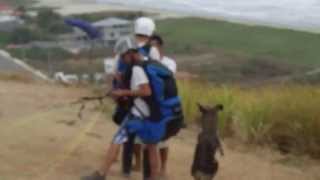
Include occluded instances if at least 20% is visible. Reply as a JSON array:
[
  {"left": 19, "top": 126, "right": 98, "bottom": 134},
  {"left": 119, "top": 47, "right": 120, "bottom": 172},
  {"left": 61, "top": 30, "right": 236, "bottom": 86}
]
[
  {"left": 179, "top": 80, "right": 320, "bottom": 158},
  {"left": 9, "top": 27, "right": 40, "bottom": 44},
  {"left": 0, "top": 32, "right": 11, "bottom": 47},
  {"left": 48, "top": 22, "right": 73, "bottom": 34},
  {"left": 36, "top": 8, "right": 62, "bottom": 28}
]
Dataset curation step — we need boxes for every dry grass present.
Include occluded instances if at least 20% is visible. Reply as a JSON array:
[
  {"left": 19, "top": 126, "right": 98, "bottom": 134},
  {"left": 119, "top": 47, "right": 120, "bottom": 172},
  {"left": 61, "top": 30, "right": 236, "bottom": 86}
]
[
  {"left": 0, "top": 72, "right": 34, "bottom": 83},
  {"left": 179, "top": 80, "right": 320, "bottom": 158}
]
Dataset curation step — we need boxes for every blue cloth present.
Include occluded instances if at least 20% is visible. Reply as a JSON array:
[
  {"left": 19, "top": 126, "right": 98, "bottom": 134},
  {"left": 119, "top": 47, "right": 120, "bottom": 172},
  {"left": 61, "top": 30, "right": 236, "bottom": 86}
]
[
  {"left": 64, "top": 19, "right": 101, "bottom": 40},
  {"left": 126, "top": 118, "right": 166, "bottom": 144},
  {"left": 117, "top": 58, "right": 128, "bottom": 74},
  {"left": 112, "top": 115, "right": 140, "bottom": 144},
  {"left": 112, "top": 114, "right": 166, "bottom": 144}
]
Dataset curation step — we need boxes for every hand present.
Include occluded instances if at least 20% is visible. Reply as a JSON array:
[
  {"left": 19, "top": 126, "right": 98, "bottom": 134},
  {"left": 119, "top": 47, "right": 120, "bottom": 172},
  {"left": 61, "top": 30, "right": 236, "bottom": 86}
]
[
  {"left": 110, "top": 89, "right": 127, "bottom": 98},
  {"left": 219, "top": 146, "right": 225, "bottom": 157}
]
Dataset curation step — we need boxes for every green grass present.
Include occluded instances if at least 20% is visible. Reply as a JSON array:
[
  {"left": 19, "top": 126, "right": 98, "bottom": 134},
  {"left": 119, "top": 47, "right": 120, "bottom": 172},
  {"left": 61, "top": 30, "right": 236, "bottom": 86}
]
[
  {"left": 0, "top": 32, "right": 11, "bottom": 47},
  {"left": 1, "top": 0, "right": 35, "bottom": 7},
  {"left": 157, "top": 18, "right": 320, "bottom": 67},
  {"left": 8, "top": 47, "right": 73, "bottom": 62},
  {"left": 179, "top": 80, "right": 320, "bottom": 158}
]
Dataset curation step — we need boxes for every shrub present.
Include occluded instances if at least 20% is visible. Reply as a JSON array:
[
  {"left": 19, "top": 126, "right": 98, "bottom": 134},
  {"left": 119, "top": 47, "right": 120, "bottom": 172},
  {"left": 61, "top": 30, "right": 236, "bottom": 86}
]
[
  {"left": 9, "top": 27, "right": 40, "bottom": 44},
  {"left": 36, "top": 8, "right": 62, "bottom": 28}
]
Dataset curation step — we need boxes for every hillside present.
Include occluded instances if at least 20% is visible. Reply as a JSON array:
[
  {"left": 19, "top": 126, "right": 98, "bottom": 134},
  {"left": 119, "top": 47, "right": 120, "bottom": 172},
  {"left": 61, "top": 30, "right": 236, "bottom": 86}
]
[
  {"left": 158, "top": 18, "right": 320, "bottom": 66},
  {"left": 157, "top": 18, "right": 320, "bottom": 82},
  {"left": 0, "top": 0, "right": 34, "bottom": 7},
  {"left": 0, "top": 78, "right": 320, "bottom": 180}
]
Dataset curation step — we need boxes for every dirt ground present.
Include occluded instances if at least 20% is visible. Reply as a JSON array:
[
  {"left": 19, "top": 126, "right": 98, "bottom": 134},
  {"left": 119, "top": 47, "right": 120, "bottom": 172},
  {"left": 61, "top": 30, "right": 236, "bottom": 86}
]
[{"left": 0, "top": 79, "right": 320, "bottom": 180}]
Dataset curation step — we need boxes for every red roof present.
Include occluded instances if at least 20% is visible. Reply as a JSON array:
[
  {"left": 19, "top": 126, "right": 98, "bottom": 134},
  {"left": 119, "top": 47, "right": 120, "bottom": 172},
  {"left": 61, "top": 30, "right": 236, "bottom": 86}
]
[{"left": 0, "top": 3, "right": 12, "bottom": 11}]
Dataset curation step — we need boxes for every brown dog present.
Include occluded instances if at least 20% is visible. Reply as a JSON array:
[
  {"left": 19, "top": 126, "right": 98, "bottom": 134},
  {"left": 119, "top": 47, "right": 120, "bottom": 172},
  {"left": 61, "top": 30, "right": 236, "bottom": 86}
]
[{"left": 191, "top": 104, "right": 224, "bottom": 180}]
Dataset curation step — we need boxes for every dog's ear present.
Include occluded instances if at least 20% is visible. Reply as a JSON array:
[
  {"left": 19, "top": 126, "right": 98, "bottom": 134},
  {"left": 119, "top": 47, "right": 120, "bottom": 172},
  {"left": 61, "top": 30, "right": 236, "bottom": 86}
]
[
  {"left": 197, "top": 103, "right": 207, "bottom": 113},
  {"left": 215, "top": 104, "right": 224, "bottom": 111}
]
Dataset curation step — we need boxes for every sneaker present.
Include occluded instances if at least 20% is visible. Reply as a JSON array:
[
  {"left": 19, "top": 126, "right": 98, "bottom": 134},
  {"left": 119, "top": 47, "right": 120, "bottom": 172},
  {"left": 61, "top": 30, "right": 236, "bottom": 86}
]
[{"left": 81, "top": 171, "right": 106, "bottom": 180}]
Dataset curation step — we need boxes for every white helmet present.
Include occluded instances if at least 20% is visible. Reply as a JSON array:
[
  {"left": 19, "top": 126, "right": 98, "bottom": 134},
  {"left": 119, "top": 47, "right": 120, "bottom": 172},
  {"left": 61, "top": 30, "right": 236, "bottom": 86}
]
[
  {"left": 134, "top": 17, "right": 156, "bottom": 37},
  {"left": 114, "top": 36, "right": 138, "bottom": 55}
]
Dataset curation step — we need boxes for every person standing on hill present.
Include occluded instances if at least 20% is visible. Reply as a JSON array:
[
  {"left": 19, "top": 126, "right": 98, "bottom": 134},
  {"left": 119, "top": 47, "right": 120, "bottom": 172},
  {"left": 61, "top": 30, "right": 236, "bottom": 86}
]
[
  {"left": 150, "top": 34, "right": 177, "bottom": 178},
  {"left": 81, "top": 36, "right": 160, "bottom": 180},
  {"left": 111, "top": 17, "right": 160, "bottom": 176},
  {"left": 134, "top": 17, "right": 161, "bottom": 61},
  {"left": 127, "top": 17, "right": 161, "bottom": 174}
]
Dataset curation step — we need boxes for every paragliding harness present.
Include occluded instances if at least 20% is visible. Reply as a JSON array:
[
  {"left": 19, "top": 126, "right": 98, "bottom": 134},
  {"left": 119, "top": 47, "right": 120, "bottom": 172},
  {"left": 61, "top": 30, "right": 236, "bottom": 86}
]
[
  {"left": 135, "top": 59, "right": 184, "bottom": 180},
  {"left": 127, "top": 60, "right": 184, "bottom": 142},
  {"left": 112, "top": 44, "right": 151, "bottom": 125},
  {"left": 113, "top": 57, "right": 184, "bottom": 141},
  {"left": 112, "top": 44, "right": 184, "bottom": 178}
]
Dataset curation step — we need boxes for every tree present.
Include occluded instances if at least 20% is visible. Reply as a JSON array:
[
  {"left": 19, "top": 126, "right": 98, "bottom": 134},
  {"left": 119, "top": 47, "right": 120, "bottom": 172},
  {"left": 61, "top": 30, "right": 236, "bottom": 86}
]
[
  {"left": 36, "top": 8, "right": 62, "bottom": 28},
  {"left": 48, "top": 22, "right": 73, "bottom": 34},
  {"left": 9, "top": 27, "right": 38, "bottom": 44}
]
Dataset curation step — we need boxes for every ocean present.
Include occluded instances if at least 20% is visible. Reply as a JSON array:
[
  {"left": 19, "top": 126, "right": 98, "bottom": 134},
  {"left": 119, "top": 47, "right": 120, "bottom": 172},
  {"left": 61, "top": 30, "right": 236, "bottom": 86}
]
[{"left": 96, "top": 0, "right": 320, "bottom": 32}]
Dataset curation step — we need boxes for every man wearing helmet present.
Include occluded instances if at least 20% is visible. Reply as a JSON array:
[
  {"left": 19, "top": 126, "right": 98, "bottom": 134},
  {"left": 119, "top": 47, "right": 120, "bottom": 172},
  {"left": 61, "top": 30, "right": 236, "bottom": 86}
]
[
  {"left": 82, "top": 36, "right": 160, "bottom": 180},
  {"left": 121, "top": 17, "right": 161, "bottom": 175},
  {"left": 134, "top": 17, "right": 161, "bottom": 61}
]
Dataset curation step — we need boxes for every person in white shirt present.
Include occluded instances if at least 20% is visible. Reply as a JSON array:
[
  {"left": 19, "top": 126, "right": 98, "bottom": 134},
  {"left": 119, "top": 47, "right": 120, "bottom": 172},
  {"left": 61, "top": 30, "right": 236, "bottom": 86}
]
[
  {"left": 151, "top": 35, "right": 177, "bottom": 74},
  {"left": 131, "top": 16, "right": 160, "bottom": 173},
  {"left": 150, "top": 34, "right": 177, "bottom": 178},
  {"left": 82, "top": 36, "right": 160, "bottom": 180}
]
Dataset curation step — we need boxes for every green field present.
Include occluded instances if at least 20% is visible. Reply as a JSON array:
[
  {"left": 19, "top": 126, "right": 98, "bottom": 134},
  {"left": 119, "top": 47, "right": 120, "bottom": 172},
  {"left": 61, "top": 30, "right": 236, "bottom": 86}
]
[{"left": 157, "top": 18, "right": 320, "bottom": 67}]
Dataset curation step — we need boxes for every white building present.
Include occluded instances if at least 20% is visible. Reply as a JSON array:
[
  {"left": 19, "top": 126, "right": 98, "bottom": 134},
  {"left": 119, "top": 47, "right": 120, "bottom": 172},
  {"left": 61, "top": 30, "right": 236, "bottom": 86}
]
[
  {"left": 0, "top": 15, "right": 24, "bottom": 32},
  {"left": 104, "top": 57, "right": 117, "bottom": 75},
  {"left": 93, "top": 17, "right": 132, "bottom": 46}
]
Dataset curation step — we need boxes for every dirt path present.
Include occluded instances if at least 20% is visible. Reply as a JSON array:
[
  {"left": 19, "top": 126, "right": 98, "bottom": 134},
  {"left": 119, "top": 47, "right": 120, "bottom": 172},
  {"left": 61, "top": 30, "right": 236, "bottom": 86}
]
[{"left": 0, "top": 80, "right": 320, "bottom": 180}]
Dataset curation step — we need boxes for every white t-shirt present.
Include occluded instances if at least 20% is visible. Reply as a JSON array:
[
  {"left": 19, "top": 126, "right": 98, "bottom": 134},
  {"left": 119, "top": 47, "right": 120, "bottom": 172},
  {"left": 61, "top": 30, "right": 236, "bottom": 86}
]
[
  {"left": 130, "top": 66, "right": 150, "bottom": 117},
  {"left": 137, "top": 41, "right": 161, "bottom": 61},
  {"left": 149, "top": 47, "right": 161, "bottom": 61},
  {"left": 161, "top": 56, "right": 177, "bottom": 74}
]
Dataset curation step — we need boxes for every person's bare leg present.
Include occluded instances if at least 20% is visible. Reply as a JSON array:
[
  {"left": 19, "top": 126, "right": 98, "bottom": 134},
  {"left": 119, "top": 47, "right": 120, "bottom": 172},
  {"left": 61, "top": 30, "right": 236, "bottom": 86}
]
[
  {"left": 160, "top": 147, "right": 168, "bottom": 176},
  {"left": 147, "top": 144, "right": 160, "bottom": 180},
  {"left": 99, "top": 143, "right": 121, "bottom": 175},
  {"left": 133, "top": 144, "right": 142, "bottom": 171}
]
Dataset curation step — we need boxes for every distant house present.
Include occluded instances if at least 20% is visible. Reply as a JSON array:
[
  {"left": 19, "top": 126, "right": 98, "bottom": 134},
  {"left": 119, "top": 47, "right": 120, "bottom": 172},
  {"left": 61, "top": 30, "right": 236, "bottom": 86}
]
[
  {"left": 65, "top": 17, "right": 132, "bottom": 50},
  {"left": 92, "top": 17, "right": 132, "bottom": 46},
  {"left": 0, "top": 3, "right": 14, "bottom": 15},
  {"left": 0, "top": 15, "right": 24, "bottom": 32}
]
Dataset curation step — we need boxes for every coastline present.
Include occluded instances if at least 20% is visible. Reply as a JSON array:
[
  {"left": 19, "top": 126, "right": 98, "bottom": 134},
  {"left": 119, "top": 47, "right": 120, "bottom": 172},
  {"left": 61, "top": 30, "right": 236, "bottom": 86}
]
[{"left": 34, "top": 0, "right": 186, "bottom": 19}]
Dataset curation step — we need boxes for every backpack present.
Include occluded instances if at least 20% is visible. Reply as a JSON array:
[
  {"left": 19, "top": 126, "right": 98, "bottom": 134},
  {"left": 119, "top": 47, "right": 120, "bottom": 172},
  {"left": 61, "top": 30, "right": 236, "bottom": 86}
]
[{"left": 135, "top": 60, "right": 184, "bottom": 142}]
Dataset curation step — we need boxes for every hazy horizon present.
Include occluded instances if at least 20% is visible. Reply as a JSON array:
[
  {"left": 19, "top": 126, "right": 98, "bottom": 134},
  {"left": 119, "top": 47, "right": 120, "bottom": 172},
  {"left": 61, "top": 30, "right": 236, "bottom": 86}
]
[{"left": 96, "top": 0, "right": 320, "bottom": 32}]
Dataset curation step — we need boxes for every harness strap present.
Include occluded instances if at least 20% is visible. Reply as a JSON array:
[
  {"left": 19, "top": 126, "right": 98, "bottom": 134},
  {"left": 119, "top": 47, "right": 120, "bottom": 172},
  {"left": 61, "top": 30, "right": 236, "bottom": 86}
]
[
  {"left": 161, "top": 97, "right": 181, "bottom": 107},
  {"left": 133, "top": 104, "right": 147, "bottom": 119}
]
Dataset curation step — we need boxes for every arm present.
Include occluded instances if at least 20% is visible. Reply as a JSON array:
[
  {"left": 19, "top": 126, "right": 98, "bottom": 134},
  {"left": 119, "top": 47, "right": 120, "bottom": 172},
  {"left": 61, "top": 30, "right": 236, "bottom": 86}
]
[
  {"left": 111, "top": 66, "right": 151, "bottom": 98},
  {"left": 112, "top": 83, "right": 151, "bottom": 97}
]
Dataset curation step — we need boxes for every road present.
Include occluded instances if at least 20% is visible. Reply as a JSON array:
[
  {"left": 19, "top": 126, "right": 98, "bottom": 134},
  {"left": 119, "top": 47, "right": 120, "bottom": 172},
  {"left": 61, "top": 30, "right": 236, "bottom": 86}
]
[
  {"left": 0, "top": 50, "right": 50, "bottom": 81},
  {"left": 0, "top": 52, "right": 28, "bottom": 73}
]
